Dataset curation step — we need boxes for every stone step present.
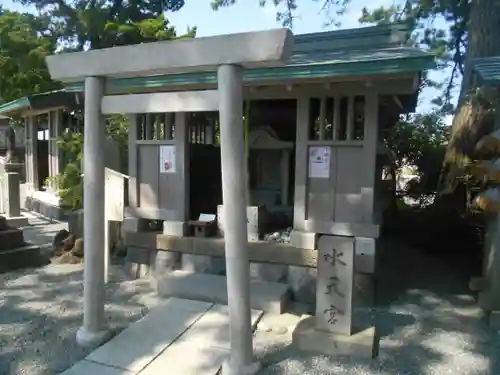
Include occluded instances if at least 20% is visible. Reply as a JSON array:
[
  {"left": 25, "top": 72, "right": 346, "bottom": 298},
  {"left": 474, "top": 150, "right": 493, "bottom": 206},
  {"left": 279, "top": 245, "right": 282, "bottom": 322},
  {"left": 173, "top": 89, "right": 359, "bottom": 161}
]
[
  {"left": 157, "top": 270, "right": 290, "bottom": 313},
  {"left": 60, "top": 299, "right": 264, "bottom": 375},
  {"left": 139, "top": 304, "right": 263, "bottom": 375},
  {"left": 85, "top": 298, "right": 213, "bottom": 373},
  {"left": 0, "top": 244, "right": 44, "bottom": 272},
  {"left": 0, "top": 228, "right": 25, "bottom": 250}
]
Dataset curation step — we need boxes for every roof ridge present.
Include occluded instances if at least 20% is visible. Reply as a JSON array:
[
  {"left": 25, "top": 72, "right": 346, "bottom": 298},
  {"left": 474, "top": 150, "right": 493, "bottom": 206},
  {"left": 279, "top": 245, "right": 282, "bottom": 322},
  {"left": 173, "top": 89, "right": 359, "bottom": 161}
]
[
  {"left": 292, "top": 45, "right": 422, "bottom": 54},
  {"left": 295, "top": 22, "right": 410, "bottom": 43},
  {"left": 293, "top": 22, "right": 411, "bottom": 54}
]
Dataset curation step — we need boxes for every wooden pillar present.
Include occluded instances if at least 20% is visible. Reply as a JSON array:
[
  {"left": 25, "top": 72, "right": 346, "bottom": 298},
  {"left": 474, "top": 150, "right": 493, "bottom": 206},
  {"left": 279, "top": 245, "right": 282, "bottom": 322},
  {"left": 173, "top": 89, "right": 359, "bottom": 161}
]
[
  {"left": 281, "top": 149, "right": 290, "bottom": 206},
  {"left": 165, "top": 113, "right": 174, "bottom": 141},
  {"left": 145, "top": 114, "right": 154, "bottom": 140},
  {"left": 25, "top": 115, "right": 39, "bottom": 191},
  {"left": 318, "top": 97, "right": 326, "bottom": 140},
  {"left": 48, "top": 109, "right": 63, "bottom": 191},
  {"left": 292, "top": 97, "right": 309, "bottom": 230},
  {"left": 174, "top": 112, "right": 190, "bottom": 224},
  {"left": 127, "top": 114, "right": 139, "bottom": 209},
  {"left": 24, "top": 117, "right": 31, "bottom": 189},
  {"left": 161, "top": 112, "right": 189, "bottom": 236},
  {"left": 361, "top": 93, "right": 379, "bottom": 223}
]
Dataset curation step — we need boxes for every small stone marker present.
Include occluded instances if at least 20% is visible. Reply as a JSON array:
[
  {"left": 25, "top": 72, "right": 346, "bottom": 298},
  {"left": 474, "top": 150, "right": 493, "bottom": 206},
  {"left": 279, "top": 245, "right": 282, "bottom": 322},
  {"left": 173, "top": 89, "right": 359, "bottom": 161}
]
[{"left": 316, "top": 235, "right": 355, "bottom": 335}]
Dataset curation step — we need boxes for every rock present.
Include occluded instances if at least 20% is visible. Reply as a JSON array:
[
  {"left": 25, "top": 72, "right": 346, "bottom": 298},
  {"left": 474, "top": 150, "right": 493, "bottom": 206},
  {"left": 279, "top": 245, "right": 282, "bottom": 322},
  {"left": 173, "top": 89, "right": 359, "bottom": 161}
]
[
  {"left": 53, "top": 229, "right": 69, "bottom": 246},
  {"left": 52, "top": 251, "right": 82, "bottom": 264},
  {"left": 264, "top": 227, "right": 292, "bottom": 244},
  {"left": 72, "top": 238, "right": 84, "bottom": 257},
  {"left": 52, "top": 229, "right": 70, "bottom": 257},
  {"left": 274, "top": 326, "right": 288, "bottom": 335},
  {"left": 62, "top": 233, "right": 76, "bottom": 251}
]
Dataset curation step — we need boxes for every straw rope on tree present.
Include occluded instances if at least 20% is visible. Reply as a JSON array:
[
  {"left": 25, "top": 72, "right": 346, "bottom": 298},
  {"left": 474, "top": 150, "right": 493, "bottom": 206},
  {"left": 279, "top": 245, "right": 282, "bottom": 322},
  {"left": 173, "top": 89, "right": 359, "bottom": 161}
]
[{"left": 472, "top": 131, "right": 500, "bottom": 213}]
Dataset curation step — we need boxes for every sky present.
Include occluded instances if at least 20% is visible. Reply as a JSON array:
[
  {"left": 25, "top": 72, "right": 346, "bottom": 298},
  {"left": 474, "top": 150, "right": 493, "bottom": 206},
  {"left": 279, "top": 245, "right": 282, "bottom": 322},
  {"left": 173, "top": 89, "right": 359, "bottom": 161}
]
[{"left": 4, "top": 0, "right": 456, "bottom": 122}]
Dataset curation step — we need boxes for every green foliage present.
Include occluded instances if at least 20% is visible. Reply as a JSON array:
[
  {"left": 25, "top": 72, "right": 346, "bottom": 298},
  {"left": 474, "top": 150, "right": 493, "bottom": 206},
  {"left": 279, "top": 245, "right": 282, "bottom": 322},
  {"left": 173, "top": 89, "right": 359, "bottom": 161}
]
[
  {"left": 0, "top": 0, "right": 196, "bottom": 106},
  {"left": 0, "top": 8, "right": 60, "bottom": 104},
  {"left": 47, "top": 116, "right": 130, "bottom": 211},
  {"left": 386, "top": 112, "right": 449, "bottom": 193},
  {"left": 358, "top": 0, "right": 467, "bottom": 115},
  {"left": 5, "top": 0, "right": 196, "bottom": 209},
  {"left": 211, "top": 0, "right": 465, "bottom": 116},
  {"left": 106, "top": 115, "right": 129, "bottom": 172},
  {"left": 15, "top": 0, "right": 195, "bottom": 51},
  {"left": 47, "top": 131, "right": 84, "bottom": 210},
  {"left": 211, "top": 0, "right": 349, "bottom": 28}
]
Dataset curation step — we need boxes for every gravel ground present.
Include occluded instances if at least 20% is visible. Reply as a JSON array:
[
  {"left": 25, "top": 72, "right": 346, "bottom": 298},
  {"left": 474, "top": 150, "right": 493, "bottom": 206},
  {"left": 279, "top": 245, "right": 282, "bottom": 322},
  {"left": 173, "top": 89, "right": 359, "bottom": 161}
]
[
  {"left": 1, "top": 216, "right": 498, "bottom": 375},
  {"left": 0, "top": 211, "right": 162, "bottom": 375},
  {"left": 254, "top": 240, "right": 500, "bottom": 375},
  {"left": 255, "top": 294, "right": 500, "bottom": 375},
  {"left": 0, "top": 263, "right": 162, "bottom": 375}
]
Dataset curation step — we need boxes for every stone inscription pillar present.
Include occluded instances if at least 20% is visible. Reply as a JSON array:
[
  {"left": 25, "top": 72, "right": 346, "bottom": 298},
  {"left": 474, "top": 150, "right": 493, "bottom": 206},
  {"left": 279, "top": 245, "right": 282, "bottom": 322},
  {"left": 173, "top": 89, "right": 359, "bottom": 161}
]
[{"left": 316, "top": 235, "right": 355, "bottom": 335}]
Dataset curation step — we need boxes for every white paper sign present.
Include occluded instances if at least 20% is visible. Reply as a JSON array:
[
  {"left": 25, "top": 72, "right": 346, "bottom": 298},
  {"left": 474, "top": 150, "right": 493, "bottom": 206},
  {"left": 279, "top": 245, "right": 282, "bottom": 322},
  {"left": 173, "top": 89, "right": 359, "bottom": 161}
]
[
  {"left": 308, "top": 146, "right": 330, "bottom": 179},
  {"left": 160, "top": 145, "right": 176, "bottom": 174}
]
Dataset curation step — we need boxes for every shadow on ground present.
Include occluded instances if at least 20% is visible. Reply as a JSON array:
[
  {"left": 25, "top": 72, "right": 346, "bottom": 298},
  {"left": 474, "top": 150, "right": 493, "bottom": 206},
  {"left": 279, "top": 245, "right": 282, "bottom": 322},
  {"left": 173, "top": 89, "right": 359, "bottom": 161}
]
[
  {"left": 0, "top": 263, "right": 163, "bottom": 375},
  {"left": 18, "top": 210, "right": 68, "bottom": 249},
  {"left": 256, "top": 237, "right": 500, "bottom": 375},
  {"left": 1, "top": 230, "right": 500, "bottom": 375}
]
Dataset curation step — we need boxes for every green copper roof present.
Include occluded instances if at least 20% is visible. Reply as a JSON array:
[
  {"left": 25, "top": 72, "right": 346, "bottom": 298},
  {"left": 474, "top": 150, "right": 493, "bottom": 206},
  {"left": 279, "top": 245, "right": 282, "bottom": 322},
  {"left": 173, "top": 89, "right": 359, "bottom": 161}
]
[
  {"left": 473, "top": 57, "right": 500, "bottom": 85},
  {"left": 0, "top": 90, "right": 78, "bottom": 116},
  {"left": 0, "top": 22, "right": 435, "bottom": 114},
  {"left": 63, "top": 50, "right": 433, "bottom": 93},
  {"left": 63, "top": 22, "right": 434, "bottom": 93}
]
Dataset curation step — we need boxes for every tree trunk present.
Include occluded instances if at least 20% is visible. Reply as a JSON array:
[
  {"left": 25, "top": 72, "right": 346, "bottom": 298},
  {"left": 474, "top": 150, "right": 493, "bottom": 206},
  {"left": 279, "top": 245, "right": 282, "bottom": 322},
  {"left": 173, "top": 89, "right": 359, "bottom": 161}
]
[{"left": 439, "top": 0, "right": 500, "bottom": 198}]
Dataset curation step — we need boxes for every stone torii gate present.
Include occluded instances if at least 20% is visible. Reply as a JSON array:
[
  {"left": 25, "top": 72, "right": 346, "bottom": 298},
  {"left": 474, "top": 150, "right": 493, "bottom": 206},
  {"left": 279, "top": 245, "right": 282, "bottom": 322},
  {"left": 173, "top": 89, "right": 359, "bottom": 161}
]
[{"left": 45, "top": 30, "right": 293, "bottom": 375}]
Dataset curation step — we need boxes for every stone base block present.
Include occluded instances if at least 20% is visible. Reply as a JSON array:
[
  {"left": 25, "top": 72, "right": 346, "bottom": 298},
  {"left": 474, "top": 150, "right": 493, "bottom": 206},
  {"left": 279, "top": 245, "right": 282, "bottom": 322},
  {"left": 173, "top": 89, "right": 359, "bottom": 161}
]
[
  {"left": 181, "top": 253, "right": 226, "bottom": 275},
  {"left": 0, "top": 244, "right": 44, "bottom": 272},
  {"left": 250, "top": 262, "right": 288, "bottom": 283},
  {"left": 124, "top": 247, "right": 180, "bottom": 280},
  {"left": 4, "top": 215, "right": 29, "bottom": 228},
  {"left": 124, "top": 261, "right": 150, "bottom": 280},
  {"left": 222, "top": 360, "right": 260, "bottom": 375},
  {"left": 163, "top": 220, "right": 186, "bottom": 237},
  {"left": 290, "top": 230, "right": 317, "bottom": 250},
  {"left": 292, "top": 316, "right": 378, "bottom": 358},
  {"left": 287, "top": 266, "right": 317, "bottom": 305},
  {"left": 76, "top": 326, "right": 111, "bottom": 348},
  {"left": 122, "top": 217, "right": 149, "bottom": 233},
  {"left": 152, "top": 250, "right": 181, "bottom": 276},
  {"left": 25, "top": 195, "right": 68, "bottom": 221},
  {"left": 157, "top": 271, "right": 290, "bottom": 313},
  {"left": 124, "top": 246, "right": 151, "bottom": 279},
  {"left": 0, "top": 228, "right": 25, "bottom": 250}
]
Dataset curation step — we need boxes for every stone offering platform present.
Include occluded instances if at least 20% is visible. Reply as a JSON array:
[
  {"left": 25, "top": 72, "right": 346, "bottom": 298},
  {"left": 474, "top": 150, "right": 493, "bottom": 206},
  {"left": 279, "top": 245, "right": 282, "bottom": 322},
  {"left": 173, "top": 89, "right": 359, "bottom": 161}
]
[
  {"left": 59, "top": 298, "right": 263, "bottom": 375},
  {"left": 0, "top": 215, "right": 42, "bottom": 272},
  {"left": 157, "top": 271, "right": 290, "bottom": 314},
  {"left": 3, "top": 214, "right": 29, "bottom": 228}
]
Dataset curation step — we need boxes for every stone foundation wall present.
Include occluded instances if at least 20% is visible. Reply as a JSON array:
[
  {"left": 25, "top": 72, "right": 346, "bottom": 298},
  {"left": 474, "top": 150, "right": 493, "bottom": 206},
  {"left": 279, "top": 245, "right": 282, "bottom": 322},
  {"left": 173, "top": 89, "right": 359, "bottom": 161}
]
[
  {"left": 125, "top": 247, "right": 375, "bottom": 308},
  {"left": 24, "top": 196, "right": 69, "bottom": 221}
]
